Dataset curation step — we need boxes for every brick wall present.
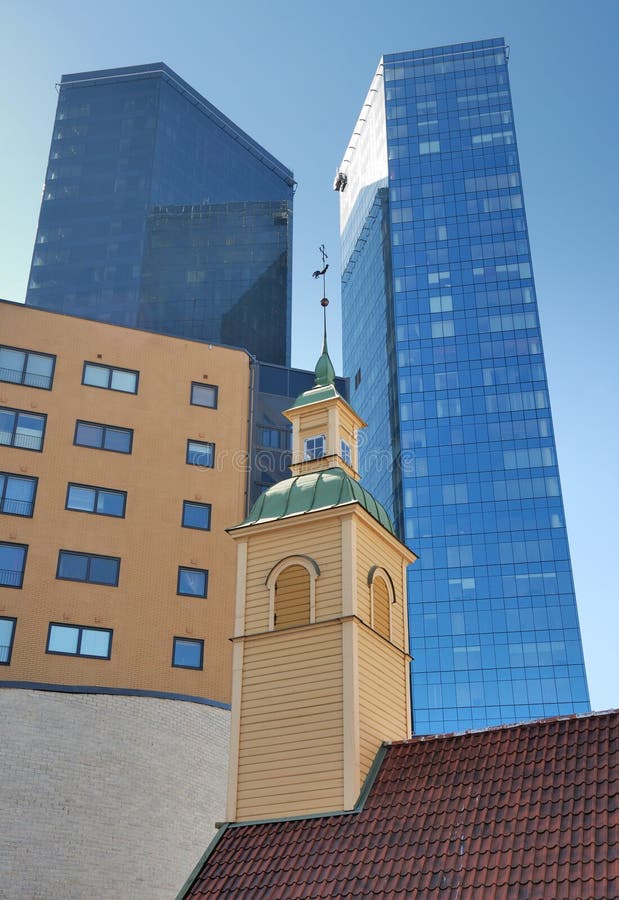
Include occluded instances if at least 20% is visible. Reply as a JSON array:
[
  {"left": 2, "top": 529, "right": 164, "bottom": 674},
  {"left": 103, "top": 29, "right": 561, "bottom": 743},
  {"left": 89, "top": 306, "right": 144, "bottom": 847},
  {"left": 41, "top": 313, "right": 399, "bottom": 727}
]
[{"left": 0, "top": 689, "right": 230, "bottom": 899}]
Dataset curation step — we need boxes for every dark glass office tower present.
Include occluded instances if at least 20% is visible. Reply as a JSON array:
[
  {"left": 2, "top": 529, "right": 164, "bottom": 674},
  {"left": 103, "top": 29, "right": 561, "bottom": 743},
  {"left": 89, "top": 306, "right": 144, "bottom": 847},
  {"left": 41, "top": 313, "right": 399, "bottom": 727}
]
[
  {"left": 26, "top": 63, "right": 294, "bottom": 365},
  {"left": 337, "top": 39, "right": 590, "bottom": 733}
]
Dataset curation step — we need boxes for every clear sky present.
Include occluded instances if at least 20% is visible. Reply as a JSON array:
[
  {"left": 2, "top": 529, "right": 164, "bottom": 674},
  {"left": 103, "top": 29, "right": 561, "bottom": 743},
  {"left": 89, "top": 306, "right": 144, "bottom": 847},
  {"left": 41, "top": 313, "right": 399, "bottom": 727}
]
[{"left": 1, "top": 0, "right": 617, "bottom": 712}]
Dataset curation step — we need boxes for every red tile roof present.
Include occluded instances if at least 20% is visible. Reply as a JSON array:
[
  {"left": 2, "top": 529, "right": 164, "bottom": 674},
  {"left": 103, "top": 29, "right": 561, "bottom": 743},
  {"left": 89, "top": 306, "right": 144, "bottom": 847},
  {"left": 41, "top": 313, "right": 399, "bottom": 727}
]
[{"left": 181, "top": 711, "right": 619, "bottom": 899}]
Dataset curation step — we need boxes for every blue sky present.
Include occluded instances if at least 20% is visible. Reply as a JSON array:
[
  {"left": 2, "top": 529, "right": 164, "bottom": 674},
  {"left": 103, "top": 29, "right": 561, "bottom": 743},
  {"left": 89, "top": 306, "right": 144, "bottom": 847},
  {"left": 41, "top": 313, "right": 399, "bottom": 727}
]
[{"left": 1, "top": 0, "right": 617, "bottom": 711}]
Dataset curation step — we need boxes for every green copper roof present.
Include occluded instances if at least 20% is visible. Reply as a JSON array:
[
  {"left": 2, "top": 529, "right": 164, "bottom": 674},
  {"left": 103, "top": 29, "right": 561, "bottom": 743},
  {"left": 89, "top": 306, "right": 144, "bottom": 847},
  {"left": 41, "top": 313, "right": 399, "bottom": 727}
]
[
  {"left": 236, "top": 467, "right": 395, "bottom": 534},
  {"left": 291, "top": 382, "right": 341, "bottom": 408},
  {"left": 314, "top": 333, "right": 336, "bottom": 388}
]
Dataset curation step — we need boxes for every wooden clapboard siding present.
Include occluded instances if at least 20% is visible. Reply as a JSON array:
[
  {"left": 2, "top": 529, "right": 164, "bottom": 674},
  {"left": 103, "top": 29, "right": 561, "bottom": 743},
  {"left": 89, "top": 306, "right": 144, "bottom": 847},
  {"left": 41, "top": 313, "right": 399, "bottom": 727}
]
[
  {"left": 243, "top": 518, "right": 343, "bottom": 633},
  {"left": 275, "top": 565, "right": 310, "bottom": 629},
  {"left": 373, "top": 576, "right": 390, "bottom": 639},
  {"left": 235, "top": 624, "right": 344, "bottom": 820},
  {"left": 355, "top": 519, "right": 407, "bottom": 650},
  {"left": 357, "top": 624, "right": 409, "bottom": 780}
]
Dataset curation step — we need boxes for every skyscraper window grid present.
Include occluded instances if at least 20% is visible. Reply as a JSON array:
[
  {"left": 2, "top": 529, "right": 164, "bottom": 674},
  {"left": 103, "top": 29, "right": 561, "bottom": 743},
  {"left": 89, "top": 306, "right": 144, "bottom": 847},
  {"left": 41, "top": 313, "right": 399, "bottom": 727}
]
[
  {"left": 26, "top": 63, "right": 294, "bottom": 366},
  {"left": 339, "top": 39, "right": 590, "bottom": 734}
]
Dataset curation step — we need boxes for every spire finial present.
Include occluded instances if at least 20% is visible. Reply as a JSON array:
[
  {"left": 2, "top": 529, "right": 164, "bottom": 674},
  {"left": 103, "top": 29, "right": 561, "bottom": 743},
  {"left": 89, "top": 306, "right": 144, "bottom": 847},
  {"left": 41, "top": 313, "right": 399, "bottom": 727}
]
[{"left": 312, "top": 245, "right": 335, "bottom": 387}]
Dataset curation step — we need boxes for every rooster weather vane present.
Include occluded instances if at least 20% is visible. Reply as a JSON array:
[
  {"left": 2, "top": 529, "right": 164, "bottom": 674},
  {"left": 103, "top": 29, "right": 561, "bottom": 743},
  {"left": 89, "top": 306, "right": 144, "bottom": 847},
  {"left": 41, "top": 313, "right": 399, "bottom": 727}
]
[{"left": 312, "top": 244, "right": 330, "bottom": 317}]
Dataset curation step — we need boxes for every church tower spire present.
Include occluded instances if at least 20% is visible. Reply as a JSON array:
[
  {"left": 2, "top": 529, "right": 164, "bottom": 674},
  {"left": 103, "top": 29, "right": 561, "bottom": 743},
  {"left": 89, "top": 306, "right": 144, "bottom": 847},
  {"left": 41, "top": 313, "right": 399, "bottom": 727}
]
[{"left": 225, "top": 269, "right": 417, "bottom": 823}]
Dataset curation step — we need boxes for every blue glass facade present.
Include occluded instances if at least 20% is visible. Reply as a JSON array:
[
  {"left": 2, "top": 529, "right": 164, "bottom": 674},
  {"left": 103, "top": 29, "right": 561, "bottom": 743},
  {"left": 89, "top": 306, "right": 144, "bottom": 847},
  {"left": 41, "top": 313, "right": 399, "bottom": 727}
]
[
  {"left": 339, "top": 39, "right": 590, "bottom": 733},
  {"left": 26, "top": 63, "right": 294, "bottom": 365}
]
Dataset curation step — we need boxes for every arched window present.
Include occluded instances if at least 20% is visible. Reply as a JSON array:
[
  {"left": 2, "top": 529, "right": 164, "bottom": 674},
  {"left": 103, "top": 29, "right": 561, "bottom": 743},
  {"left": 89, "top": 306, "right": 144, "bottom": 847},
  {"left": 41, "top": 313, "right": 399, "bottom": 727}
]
[
  {"left": 274, "top": 565, "right": 310, "bottom": 630},
  {"left": 265, "top": 555, "right": 320, "bottom": 631},
  {"left": 368, "top": 566, "right": 396, "bottom": 640}
]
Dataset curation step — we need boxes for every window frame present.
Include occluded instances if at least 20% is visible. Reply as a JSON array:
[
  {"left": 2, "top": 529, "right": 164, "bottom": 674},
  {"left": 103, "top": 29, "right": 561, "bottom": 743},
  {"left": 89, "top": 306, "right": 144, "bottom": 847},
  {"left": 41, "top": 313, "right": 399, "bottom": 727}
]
[
  {"left": 177, "top": 565, "right": 209, "bottom": 598},
  {"left": 0, "top": 406, "right": 47, "bottom": 453},
  {"left": 0, "top": 472, "right": 38, "bottom": 518},
  {"left": 82, "top": 361, "right": 139, "bottom": 395},
  {"left": 0, "top": 344, "right": 56, "bottom": 391},
  {"left": 74, "top": 420, "right": 134, "bottom": 454},
  {"left": 0, "top": 616, "right": 17, "bottom": 665},
  {"left": 190, "top": 382, "right": 218, "bottom": 409},
  {"left": 65, "top": 482, "right": 127, "bottom": 518},
  {"left": 172, "top": 636, "right": 204, "bottom": 670},
  {"left": 303, "top": 434, "right": 326, "bottom": 461},
  {"left": 0, "top": 541, "right": 28, "bottom": 589},
  {"left": 186, "top": 439, "right": 215, "bottom": 468},
  {"left": 181, "top": 501, "right": 212, "bottom": 531},
  {"left": 46, "top": 622, "right": 113, "bottom": 660},
  {"left": 56, "top": 550, "right": 121, "bottom": 587},
  {"left": 340, "top": 439, "right": 352, "bottom": 467}
]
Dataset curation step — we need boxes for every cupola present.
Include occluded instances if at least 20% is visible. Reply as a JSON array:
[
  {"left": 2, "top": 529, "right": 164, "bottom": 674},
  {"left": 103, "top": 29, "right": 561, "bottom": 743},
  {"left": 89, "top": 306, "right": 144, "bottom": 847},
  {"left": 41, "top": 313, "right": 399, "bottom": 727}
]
[{"left": 224, "top": 273, "right": 417, "bottom": 823}]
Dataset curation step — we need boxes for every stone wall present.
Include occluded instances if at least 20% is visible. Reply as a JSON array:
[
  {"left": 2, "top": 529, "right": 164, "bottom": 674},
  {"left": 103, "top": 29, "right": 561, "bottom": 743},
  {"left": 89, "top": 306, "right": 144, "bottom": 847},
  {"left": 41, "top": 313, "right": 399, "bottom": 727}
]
[{"left": 0, "top": 689, "right": 230, "bottom": 899}]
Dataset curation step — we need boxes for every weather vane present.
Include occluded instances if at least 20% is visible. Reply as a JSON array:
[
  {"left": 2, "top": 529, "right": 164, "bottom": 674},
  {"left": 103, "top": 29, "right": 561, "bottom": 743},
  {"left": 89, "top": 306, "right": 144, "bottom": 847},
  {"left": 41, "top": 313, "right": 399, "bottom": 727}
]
[{"left": 312, "top": 244, "right": 330, "bottom": 331}]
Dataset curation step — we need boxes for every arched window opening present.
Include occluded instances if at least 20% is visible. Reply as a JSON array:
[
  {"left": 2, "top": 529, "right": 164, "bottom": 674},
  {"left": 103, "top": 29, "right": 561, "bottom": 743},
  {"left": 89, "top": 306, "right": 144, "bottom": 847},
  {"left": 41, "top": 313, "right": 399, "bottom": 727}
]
[
  {"left": 368, "top": 565, "right": 396, "bottom": 641},
  {"left": 274, "top": 565, "right": 311, "bottom": 630},
  {"left": 266, "top": 555, "right": 320, "bottom": 632},
  {"left": 373, "top": 576, "right": 390, "bottom": 640}
]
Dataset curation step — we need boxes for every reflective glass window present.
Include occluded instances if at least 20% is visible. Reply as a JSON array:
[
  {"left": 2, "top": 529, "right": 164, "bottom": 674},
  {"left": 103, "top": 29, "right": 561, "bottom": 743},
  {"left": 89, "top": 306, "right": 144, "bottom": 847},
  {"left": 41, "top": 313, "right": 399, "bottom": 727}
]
[
  {"left": 340, "top": 439, "right": 352, "bottom": 466},
  {"left": 0, "top": 473, "right": 37, "bottom": 516},
  {"left": 57, "top": 551, "right": 120, "bottom": 586},
  {"left": 82, "top": 362, "right": 138, "bottom": 394},
  {"left": 186, "top": 440, "right": 214, "bottom": 468},
  {"left": 190, "top": 382, "right": 218, "bottom": 409},
  {"left": 0, "top": 617, "right": 16, "bottom": 664},
  {"left": 47, "top": 623, "right": 112, "bottom": 658},
  {"left": 0, "top": 407, "right": 46, "bottom": 451},
  {"left": 0, "top": 345, "right": 55, "bottom": 389},
  {"left": 74, "top": 420, "right": 133, "bottom": 454},
  {"left": 177, "top": 566, "right": 208, "bottom": 597},
  {"left": 66, "top": 483, "right": 126, "bottom": 517},
  {"left": 172, "top": 637, "right": 203, "bottom": 669},
  {"left": 0, "top": 542, "right": 27, "bottom": 588},
  {"left": 304, "top": 435, "right": 325, "bottom": 461},
  {"left": 182, "top": 501, "right": 211, "bottom": 530}
]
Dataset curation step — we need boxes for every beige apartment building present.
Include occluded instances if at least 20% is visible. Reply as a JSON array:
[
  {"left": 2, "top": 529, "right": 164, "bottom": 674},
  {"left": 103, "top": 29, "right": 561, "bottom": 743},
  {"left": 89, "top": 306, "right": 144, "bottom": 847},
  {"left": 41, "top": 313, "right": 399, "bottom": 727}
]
[
  {"left": 0, "top": 299, "right": 252, "bottom": 704},
  {"left": 0, "top": 300, "right": 256, "bottom": 897}
]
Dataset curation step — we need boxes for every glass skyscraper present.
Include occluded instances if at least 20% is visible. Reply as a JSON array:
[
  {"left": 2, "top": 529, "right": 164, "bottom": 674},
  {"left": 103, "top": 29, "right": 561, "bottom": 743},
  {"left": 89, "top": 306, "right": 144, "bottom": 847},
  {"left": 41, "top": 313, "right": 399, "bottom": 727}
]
[
  {"left": 337, "top": 39, "right": 590, "bottom": 733},
  {"left": 26, "top": 63, "right": 294, "bottom": 365}
]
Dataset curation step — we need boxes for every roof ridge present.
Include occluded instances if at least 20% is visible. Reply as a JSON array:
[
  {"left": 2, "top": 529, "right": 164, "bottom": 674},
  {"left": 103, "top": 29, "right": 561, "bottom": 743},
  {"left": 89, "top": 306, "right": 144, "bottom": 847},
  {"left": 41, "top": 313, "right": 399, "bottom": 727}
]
[{"left": 387, "top": 708, "right": 619, "bottom": 747}]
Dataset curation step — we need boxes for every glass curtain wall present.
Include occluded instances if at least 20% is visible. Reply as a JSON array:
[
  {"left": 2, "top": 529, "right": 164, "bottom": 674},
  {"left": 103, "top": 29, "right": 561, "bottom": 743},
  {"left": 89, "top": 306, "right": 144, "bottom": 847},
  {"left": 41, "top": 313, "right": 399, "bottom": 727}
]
[{"left": 339, "top": 39, "right": 589, "bottom": 733}]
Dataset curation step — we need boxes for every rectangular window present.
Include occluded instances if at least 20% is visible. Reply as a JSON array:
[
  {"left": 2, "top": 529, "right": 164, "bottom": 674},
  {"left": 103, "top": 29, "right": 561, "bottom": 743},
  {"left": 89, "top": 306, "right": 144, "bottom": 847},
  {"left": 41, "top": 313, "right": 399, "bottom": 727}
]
[
  {"left": 66, "top": 483, "right": 126, "bottom": 518},
  {"left": 190, "top": 382, "right": 218, "bottom": 409},
  {"left": 57, "top": 551, "right": 120, "bottom": 586},
  {"left": 182, "top": 501, "right": 211, "bottom": 531},
  {"left": 0, "top": 407, "right": 46, "bottom": 451},
  {"left": 0, "top": 473, "right": 37, "bottom": 517},
  {"left": 419, "top": 140, "right": 440, "bottom": 154},
  {"left": 47, "top": 623, "right": 112, "bottom": 659},
  {"left": 0, "top": 345, "right": 55, "bottom": 390},
  {"left": 303, "top": 435, "right": 325, "bottom": 461},
  {"left": 186, "top": 440, "right": 215, "bottom": 468},
  {"left": 257, "top": 427, "right": 290, "bottom": 449},
  {"left": 340, "top": 439, "right": 352, "bottom": 467},
  {"left": 177, "top": 566, "right": 208, "bottom": 597},
  {"left": 0, "top": 617, "right": 16, "bottom": 664},
  {"left": 0, "top": 542, "right": 27, "bottom": 588},
  {"left": 82, "top": 362, "right": 138, "bottom": 394},
  {"left": 172, "top": 637, "right": 203, "bottom": 670},
  {"left": 74, "top": 420, "right": 133, "bottom": 454}
]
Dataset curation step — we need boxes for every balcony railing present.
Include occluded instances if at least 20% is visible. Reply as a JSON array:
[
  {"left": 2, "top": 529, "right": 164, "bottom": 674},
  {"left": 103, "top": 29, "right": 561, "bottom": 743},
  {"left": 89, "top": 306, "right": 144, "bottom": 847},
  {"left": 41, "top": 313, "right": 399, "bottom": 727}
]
[
  {"left": 0, "top": 432, "right": 43, "bottom": 451},
  {"left": 0, "top": 366, "right": 52, "bottom": 389},
  {"left": 0, "top": 569, "right": 23, "bottom": 587},
  {"left": 0, "top": 498, "right": 34, "bottom": 516}
]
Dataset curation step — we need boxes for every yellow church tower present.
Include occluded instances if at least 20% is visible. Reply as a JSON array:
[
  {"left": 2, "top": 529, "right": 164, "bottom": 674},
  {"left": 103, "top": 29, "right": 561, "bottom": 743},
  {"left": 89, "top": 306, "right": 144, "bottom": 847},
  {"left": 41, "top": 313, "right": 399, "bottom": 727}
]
[{"left": 226, "top": 301, "right": 417, "bottom": 823}]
